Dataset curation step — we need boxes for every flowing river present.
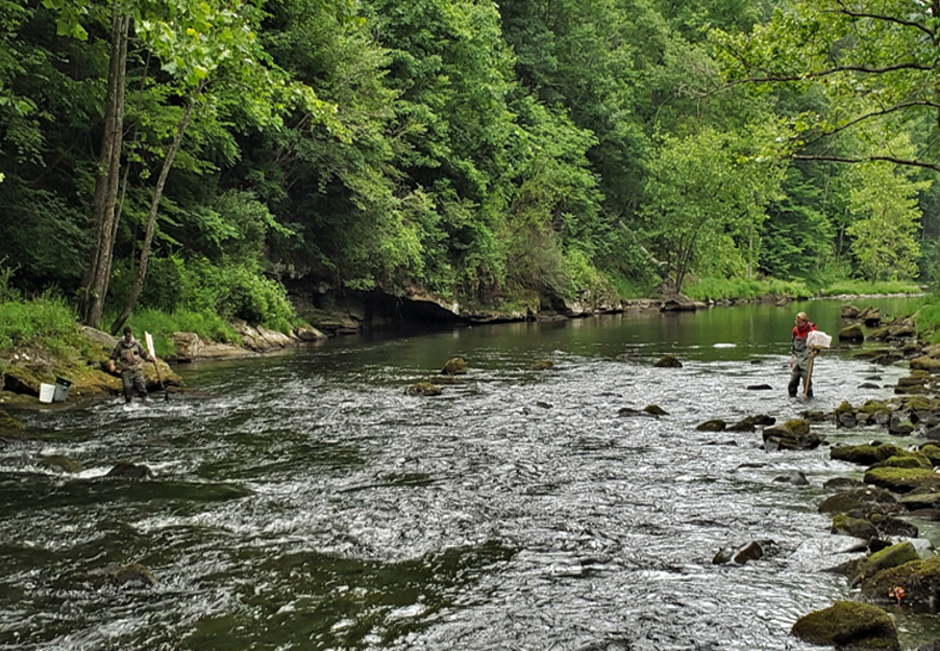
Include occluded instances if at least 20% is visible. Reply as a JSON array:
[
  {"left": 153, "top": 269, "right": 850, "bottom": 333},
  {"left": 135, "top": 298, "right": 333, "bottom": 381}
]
[{"left": 4, "top": 297, "right": 940, "bottom": 650}]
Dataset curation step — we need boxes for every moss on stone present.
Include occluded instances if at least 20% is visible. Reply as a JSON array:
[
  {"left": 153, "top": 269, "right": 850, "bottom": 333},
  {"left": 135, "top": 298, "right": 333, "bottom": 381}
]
[
  {"left": 790, "top": 601, "right": 899, "bottom": 650},
  {"left": 861, "top": 542, "right": 920, "bottom": 580},
  {"left": 864, "top": 466, "right": 940, "bottom": 493}
]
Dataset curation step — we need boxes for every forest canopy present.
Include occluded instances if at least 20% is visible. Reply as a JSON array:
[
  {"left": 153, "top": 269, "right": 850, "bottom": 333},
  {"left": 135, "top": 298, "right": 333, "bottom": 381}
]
[{"left": 0, "top": 0, "right": 934, "bottom": 330}]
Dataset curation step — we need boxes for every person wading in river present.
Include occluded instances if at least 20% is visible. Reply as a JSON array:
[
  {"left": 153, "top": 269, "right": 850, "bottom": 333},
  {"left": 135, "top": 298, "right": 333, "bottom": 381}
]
[
  {"left": 789, "top": 312, "right": 818, "bottom": 398},
  {"left": 108, "top": 326, "right": 155, "bottom": 403}
]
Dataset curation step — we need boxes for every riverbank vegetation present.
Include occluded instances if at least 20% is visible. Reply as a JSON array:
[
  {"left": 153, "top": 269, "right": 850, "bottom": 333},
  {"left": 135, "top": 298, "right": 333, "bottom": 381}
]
[{"left": 0, "top": 0, "right": 937, "bottom": 335}]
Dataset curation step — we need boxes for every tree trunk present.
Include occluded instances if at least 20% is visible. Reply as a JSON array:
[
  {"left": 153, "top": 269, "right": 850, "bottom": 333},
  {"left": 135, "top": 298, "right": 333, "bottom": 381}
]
[
  {"left": 109, "top": 91, "right": 201, "bottom": 335},
  {"left": 79, "top": 10, "right": 129, "bottom": 327}
]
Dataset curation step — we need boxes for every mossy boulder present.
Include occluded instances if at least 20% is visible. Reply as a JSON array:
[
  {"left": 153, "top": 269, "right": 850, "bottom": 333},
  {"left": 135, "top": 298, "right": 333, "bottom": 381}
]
[
  {"left": 763, "top": 419, "right": 821, "bottom": 451},
  {"left": 831, "top": 443, "right": 900, "bottom": 466},
  {"left": 840, "top": 324, "right": 866, "bottom": 343},
  {"left": 920, "top": 444, "right": 940, "bottom": 467},
  {"left": 870, "top": 451, "right": 933, "bottom": 471},
  {"left": 910, "top": 356, "right": 940, "bottom": 373},
  {"left": 405, "top": 382, "right": 443, "bottom": 397},
  {"left": 818, "top": 487, "right": 897, "bottom": 515},
  {"left": 861, "top": 556, "right": 940, "bottom": 607},
  {"left": 860, "top": 542, "right": 920, "bottom": 582},
  {"left": 864, "top": 466, "right": 940, "bottom": 493},
  {"left": 441, "top": 357, "right": 467, "bottom": 376},
  {"left": 790, "top": 601, "right": 899, "bottom": 650}
]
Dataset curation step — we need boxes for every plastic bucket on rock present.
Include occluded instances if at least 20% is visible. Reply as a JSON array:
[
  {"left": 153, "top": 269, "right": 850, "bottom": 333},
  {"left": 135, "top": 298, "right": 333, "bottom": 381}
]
[
  {"left": 39, "top": 383, "right": 55, "bottom": 403},
  {"left": 53, "top": 376, "right": 72, "bottom": 402}
]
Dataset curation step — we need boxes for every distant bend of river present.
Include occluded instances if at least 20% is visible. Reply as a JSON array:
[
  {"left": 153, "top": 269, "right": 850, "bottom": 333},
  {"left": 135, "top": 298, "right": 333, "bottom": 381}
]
[{"left": 3, "top": 297, "right": 940, "bottom": 651}]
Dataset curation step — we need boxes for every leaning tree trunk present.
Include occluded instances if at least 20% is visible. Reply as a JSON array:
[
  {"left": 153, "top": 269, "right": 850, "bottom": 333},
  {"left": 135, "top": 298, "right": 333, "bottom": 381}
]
[
  {"left": 109, "top": 91, "right": 201, "bottom": 336},
  {"left": 79, "top": 10, "right": 129, "bottom": 328}
]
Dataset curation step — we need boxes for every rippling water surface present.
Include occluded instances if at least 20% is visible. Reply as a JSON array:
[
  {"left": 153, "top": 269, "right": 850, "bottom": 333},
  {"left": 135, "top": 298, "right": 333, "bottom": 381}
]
[{"left": 3, "top": 298, "right": 939, "bottom": 650}]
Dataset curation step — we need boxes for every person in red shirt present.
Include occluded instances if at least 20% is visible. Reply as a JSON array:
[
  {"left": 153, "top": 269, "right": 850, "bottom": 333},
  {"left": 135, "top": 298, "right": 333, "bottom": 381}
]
[{"left": 789, "top": 312, "right": 818, "bottom": 398}]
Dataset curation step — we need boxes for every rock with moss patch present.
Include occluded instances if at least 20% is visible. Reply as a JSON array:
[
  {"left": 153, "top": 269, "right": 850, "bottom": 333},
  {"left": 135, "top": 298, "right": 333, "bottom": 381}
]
[
  {"left": 818, "top": 487, "right": 897, "bottom": 515},
  {"left": 441, "top": 357, "right": 467, "bottom": 376},
  {"left": 840, "top": 324, "right": 866, "bottom": 343},
  {"left": 860, "top": 542, "right": 920, "bottom": 582},
  {"left": 831, "top": 443, "right": 900, "bottom": 466},
  {"left": 406, "top": 382, "right": 443, "bottom": 397},
  {"left": 864, "top": 466, "right": 940, "bottom": 493},
  {"left": 790, "top": 601, "right": 899, "bottom": 651},
  {"left": 861, "top": 556, "right": 940, "bottom": 607},
  {"left": 831, "top": 514, "right": 879, "bottom": 540},
  {"left": 696, "top": 419, "right": 726, "bottom": 432},
  {"left": 762, "top": 419, "right": 821, "bottom": 451},
  {"left": 0, "top": 409, "right": 24, "bottom": 436}
]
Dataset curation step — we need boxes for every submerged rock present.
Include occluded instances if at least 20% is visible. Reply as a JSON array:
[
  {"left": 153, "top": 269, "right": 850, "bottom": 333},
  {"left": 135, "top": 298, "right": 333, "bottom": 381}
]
[
  {"left": 654, "top": 355, "right": 682, "bottom": 368},
  {"left": 106, "top": 462, "right": 152, "bottom": 479},
  {"left": 110, "top": 562, "right": 155, "bottom": 587},
  {"left": 406, "top": 382, "right": 442, "bottom": 397}
]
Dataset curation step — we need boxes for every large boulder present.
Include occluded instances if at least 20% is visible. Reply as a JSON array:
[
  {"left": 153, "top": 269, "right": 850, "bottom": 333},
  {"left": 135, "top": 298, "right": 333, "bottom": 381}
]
[
  {"left": 864, "top": 466, "right": 940, "bottom": 493},
  {"left": 861, "top": 556, "right": 940, "bottom": 607},
  {"left": 840, "top": 324, "right": 866, "bottom": 343},
  {"left": 790, "top": 601, "right": 899, "bottom": 651},
  {"left": 817, "top": 487, "right": 898, "bottom": 515},
  {"left": 859, "top": 542, "right": 920, "bottom": 581}
]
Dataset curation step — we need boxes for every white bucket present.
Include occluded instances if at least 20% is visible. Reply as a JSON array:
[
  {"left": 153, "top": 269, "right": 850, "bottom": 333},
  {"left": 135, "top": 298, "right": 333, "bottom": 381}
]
[{"left": 39, "top": 383, "right": 55, "bottom": 404}]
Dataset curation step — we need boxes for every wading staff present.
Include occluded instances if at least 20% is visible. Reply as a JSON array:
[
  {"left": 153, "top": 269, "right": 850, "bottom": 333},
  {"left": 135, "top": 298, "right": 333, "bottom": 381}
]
[
  {"left": 803, "top": 350, "right": 817, "bottom": 398},
  {"left": 144, "top": 332, "right": 169, "bottom": 401}
]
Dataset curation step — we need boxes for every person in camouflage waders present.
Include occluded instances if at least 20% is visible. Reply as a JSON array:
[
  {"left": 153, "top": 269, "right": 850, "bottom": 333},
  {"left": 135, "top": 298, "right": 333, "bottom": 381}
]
[{"left": 108, "top": 326, "right": 155, "bottom": 403}]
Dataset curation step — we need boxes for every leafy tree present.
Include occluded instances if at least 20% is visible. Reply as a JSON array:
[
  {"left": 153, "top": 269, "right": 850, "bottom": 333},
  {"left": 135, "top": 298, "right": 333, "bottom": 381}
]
[
  {"left": 640, "top": 127, "right": 785, "bottom": 291},
  {"left": 843, "top": 160, "right": 929, "bottom": 282}
]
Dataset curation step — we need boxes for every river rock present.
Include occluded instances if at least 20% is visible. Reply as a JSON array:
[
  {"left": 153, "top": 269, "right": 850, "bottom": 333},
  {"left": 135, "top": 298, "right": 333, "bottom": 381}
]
[
  {"left": 790, "top": 601, "right": 899, "bottom": 651},
  {"left": 840, "top": 324, "right": 865, "bottom": 343},
  {"left": 110, "top": 562, "right": 155, "bottom": 587},
  {"left": 696, "top": 419, "right": 726, "bottom": 432},
  {"left": 442, "top": 357, "right": 467, "bottom": 375},
  {"left": 746, "top": 384, "right": 772, "bottom": 391},
  {"left": 860, "top": 542, "right": 920, "bottom": 582},
  {"left": 39, "top": 455, "right": 82, "bottom": 473},
  {"left": 861, "top": 556, "right": 940, "bottom": 607},
  {"left": 762, "top": 419, "right": 820, "bottom": 451},
  {"left": 773, "top": 470, "right": 809, "bottom": 486},
  {"left": 653, "top": 355, "right": 682, "bottom": 368},
  {"left": 817, "top": 487, "right": 897, "bottom": 515},
  {"left": 831, "top": 442, "right": 900, "bottom": 466},
  {"left": 170, "top": 332, "right": 253, "bottom": 362},
  {"left": 831, "top": 514, "right": 879, "bottom": 540},
  {"left": 864, "top": 466, "right": 940, "bottom": 493},
  {"left": 530, "top": 360, "right": 554, "bottom": 371},
  {"left": 842, "top": 304, "right": 861, "bottom": 319},
  {"left": 910, "top": 356, "right": 940, "bottom": 373},
  {"left": 294, "top": 325, "right": 327, "bottom": 342},
  {"left": 106, "top": 462, "right": 152, "bottom": 479},
  {"left": 406, "top": 382, "right": 442, "bottom": 396}
]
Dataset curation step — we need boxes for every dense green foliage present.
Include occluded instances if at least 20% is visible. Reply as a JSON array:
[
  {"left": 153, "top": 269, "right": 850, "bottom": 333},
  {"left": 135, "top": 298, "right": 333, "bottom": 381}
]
[{"left": 0, "top": 0, "right": 934, "bottom": 331}]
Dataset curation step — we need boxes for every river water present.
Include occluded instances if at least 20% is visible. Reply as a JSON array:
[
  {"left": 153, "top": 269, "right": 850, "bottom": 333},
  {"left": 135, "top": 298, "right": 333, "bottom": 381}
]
[{"left": 3, "top": 297, "right": 939, "bottom": 650}]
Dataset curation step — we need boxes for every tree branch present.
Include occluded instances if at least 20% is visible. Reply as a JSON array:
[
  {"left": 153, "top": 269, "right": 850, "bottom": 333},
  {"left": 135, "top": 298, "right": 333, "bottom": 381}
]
[
  {"left": 792, "top": 153, "right": 940, "bottom": 173},
  {"left": 828, "top": 0, "right": 937, "bottom": 42}
]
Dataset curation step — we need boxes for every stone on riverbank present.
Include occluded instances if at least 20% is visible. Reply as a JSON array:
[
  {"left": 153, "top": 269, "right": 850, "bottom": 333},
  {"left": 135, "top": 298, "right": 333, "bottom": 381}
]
[
  {"left": 830, "top": 442, "right": 900, "bottom": 466},
  {"left": 864, "top": 466, "right": 940, "bottom": 493},
  {"left": 696, "top": 419, "right": 726, "bottom": 432},
  {"left": 860, "top": 542, "right": 920, "bottom": 581},
  {"left": 762, "top": 419, "right": 820, "bottom": 451},
  {"left": 861, "top": 556, "right": 940, "bottom": 607},
  {"left": 817, "top": 487, "right": 897, "bottom": 515},
  {"left": 790, "top": 601, "right": 899, "bottom": 651},
  {"left": 840, "top": 324, "right": 865, "bottom": 343},
  {"left": 110, "top": 562, "right": 155, "bottom": 587}
]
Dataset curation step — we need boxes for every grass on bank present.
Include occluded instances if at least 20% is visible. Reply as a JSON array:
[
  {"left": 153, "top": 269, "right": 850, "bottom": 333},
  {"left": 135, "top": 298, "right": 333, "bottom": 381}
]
[
  {"left": 683, "top": 277, "right": 813, "bottom": 302},
  {"left": 818, "top": 280, "right": 923, "bottom": 296}
]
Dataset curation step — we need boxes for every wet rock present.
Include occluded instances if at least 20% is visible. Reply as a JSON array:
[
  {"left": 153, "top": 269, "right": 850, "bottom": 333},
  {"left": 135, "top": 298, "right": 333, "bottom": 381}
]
[
  {"left": 887, "top": 418, "right": 916, "bottom": 436},
  {"left": 530, "top": 360, "right": 554, "bottom": 371},
  {"left": 824, "top": 477, "right": 865, "bottom": 490},
  {"left": 405, "top": 382, "right": 442, "bottom": 397},
  {"left": 430, "top": 375, "right": 459, "bottom": 386},
  {"left": 859, "top": 382, "right": 881, "bottom": 389},
  {"left": 818, "top": 487, "right": 898, "bottom": 515},
  {"left": 868, "top": 513, "right": 918, "bottom": 538},
  {"left": 790, "top": 601, "right": 898, "bottom": 651},
  {"left": 106, "top": 462, "right": 152, "bottom": 479},
  {"left": 773, "top": 470, "right": 809, "bottom": 486},
  {"left": 536, "top": 401, "right": 552, "bottom": 409},
  {"left": 842, "top": 305, "right": 861, "bottom": 319},
  {"left": 838, "top": 412, "right": 858, "bottom": 428},
  {"left": 712, "top": 540, "right": 770, "bottom": 565},
  {"left": 861, "top": 556, "right": 940, "bottom": 607},
  {"left": 39, "top": 455, "right": 82, "bottom": 473},
  {"left": 858, "top": 307, "right": 882, "bottom": 327},
  {"left": 643, "top": 404, "right": 668, "bottom": 416},
  {"left": 728, "top": 414, "right": 775, "bottom": 432},
  {"left": 442, "top": 357, "right": 468, "bottom": 376},
  {"left": 110, "top": 562, "right": 155, "bottom": 587},
  {"left": 762, "top": 419, "right": 820, "bottom": 451},
  {"left": 910, "top": 356, "right": 940, "bottom": 373},
  {"left": 294, "top": 325, "right": 327, "bottom": 342},
  {"left": 864, "top": 466, "right": 940, "bottom": 493},
  {"left": 696, "top": 419, "right": 726, "bottom": 432},
  {"left": 653, "top": 355, "right": 682, "bottom": 368},
  {"left": 831, "top": 514, "right": 879, "bottom": 539},
  {"left": 840, "top": 324, "right": 865, "bottom": 343},
  {"left": 860, "top": 542, "right": 920, "bottom": 583},
  {"left": 618, "top": 407, "right": 657, "bottom": 418},
  {"left": 831, "top": 443, "right": 900, "bottom": 466},
  {"left": 899, "top": 489, "right": 940, "bottom": 511},
  {"left": 746, "top": 384, "right": 773, "bottom": 391}
]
